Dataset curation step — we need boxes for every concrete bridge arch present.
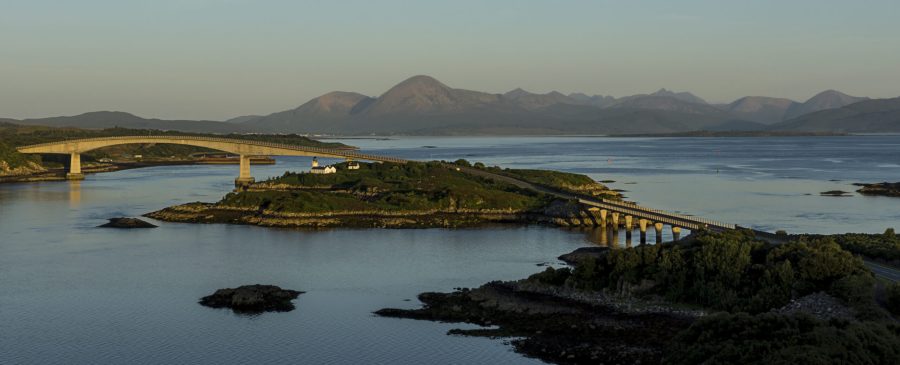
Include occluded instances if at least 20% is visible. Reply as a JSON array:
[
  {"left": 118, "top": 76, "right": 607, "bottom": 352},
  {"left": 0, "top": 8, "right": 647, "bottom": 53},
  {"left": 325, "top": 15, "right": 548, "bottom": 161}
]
[{"left": 16, "top": 135, "right": 406, "bottom": 185}]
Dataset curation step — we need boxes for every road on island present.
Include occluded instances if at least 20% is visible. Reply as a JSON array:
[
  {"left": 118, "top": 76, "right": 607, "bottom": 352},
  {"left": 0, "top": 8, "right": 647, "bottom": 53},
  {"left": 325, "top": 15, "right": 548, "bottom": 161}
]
[{"left": 865, "top": 260, "right": 900, "bottom": 282}]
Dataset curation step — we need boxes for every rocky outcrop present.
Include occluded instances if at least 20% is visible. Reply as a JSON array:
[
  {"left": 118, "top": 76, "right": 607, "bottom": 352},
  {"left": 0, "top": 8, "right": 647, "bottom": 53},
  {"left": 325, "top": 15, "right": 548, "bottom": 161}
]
[
  {"left": 820, "top": 190, "right": 852, "bottom": 197},
  {"left": 772, "top": 292, "right": 854, "bottom": 321},
  {"left": 856, "top": 182, "right": 900, "bottom": 197},
  {"left": 199, "top": 284, "right": 304, "bottom": 313},
  {"left": 376, "top": 281, "right": 695, "bottom": 365},
  {"left": 0, "top": 160, "right": 46, "bottom": 177},
  {"left": 98, "top": 217, "right": 158, "bottom": 228}
]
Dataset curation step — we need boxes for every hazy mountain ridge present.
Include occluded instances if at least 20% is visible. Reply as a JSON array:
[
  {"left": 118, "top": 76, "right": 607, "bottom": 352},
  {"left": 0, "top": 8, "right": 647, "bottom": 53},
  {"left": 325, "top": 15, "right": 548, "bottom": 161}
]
[
  {"left": 5, "top": 76, "right": 889, "bottom": 135},
  {"left": 771, "top": 97, "right": 900, "bottom": 132},
  {"left": 13, "top": 111, "right": 246, "bottom": 133},
  {"left": 723, "top": 96, "right": 798, "bottom": 124},
  {"left": 783, "top": 90, "right": 868, "bottom": 120}
]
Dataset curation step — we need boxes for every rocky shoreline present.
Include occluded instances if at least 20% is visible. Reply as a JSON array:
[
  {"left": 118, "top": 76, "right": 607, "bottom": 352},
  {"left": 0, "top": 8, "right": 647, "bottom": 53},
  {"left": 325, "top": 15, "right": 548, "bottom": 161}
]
[
  {"left": 145, "top": 199, "right": 617, "bottom": 229},
  {"left": 375, "top": 279, "right": 698, "bottom": 365},
  {"left": 856, "top": 182, "right": 900, "bottom": 197},
  {"left": 0, "top": 160, "right": 200, "bottom": 184}
]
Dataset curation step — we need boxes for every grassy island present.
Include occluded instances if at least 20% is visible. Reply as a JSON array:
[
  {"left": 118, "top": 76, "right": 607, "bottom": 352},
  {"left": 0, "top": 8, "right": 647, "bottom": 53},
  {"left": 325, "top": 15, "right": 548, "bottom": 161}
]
[{"left": 147, "top": 161, "right": 619, "bottom": 228}]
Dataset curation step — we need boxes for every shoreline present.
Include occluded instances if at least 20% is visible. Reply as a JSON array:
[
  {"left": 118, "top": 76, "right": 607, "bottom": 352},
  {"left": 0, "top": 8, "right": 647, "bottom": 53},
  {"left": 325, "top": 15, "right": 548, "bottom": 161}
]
[
  {"left": 144, "top": 201, "right": 606, "bottom": 229},
  {"left": 0, "top": 159, "right": 274, "bottom": 184}
]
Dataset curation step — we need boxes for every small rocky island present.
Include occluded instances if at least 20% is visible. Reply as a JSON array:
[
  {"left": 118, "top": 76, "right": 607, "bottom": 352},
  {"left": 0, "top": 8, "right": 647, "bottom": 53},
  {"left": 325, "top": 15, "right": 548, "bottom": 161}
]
[
  {"left": 199, "top": 284, "right": 304, "bottom": 313},
  {"left": 855, "top": 182, "right": 900, "bottom": 197},
  {"left": 98, "top": 217, "right": 158, "bottom": 228},
  {"left": 147, "top": 161, "right": 620, "bottom": 229}
]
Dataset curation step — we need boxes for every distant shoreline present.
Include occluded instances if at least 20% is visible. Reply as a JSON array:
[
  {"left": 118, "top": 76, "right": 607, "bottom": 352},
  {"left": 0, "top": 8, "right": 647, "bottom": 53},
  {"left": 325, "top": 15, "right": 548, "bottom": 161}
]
[{"left": 308, "top": 131, "right": 856, "bottom": 138}]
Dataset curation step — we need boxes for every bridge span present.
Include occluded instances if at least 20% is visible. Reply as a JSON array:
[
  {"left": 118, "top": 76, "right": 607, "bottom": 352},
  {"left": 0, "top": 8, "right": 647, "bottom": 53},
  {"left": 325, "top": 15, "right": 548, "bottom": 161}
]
[
  {"left": 16, "top": 135, "right": 405, "bottom": 185},
  {"left": 17, "top": 135, "right": 735, "bottom": 237}
]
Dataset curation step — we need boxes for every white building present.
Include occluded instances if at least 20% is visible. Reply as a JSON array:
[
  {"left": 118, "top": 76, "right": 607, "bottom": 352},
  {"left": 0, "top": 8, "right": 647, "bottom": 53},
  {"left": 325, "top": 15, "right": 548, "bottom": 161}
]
[
  {"left": 310, "top": 157, "right": 336, "bottom": 174},
  {"left": 311, "top": 165, "right": 337, "bottom": 174}
]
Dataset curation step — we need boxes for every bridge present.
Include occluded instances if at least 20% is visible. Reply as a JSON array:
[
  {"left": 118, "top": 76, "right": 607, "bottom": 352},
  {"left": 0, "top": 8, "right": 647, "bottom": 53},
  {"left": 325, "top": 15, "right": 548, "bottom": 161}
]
[
  {"left": 16, "top": 135, "right": 405, "bottom": 186},
  {"left": 18, "top": 135, "right": 735, "bottom": 240}
]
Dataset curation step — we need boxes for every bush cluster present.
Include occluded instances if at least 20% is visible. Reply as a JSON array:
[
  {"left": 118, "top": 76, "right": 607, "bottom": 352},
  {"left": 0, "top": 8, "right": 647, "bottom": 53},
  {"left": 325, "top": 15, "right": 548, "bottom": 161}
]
[
  {"left": 228, "top": 161, "right": 553, "bottom": 213},
  {"left": 531, "top": 230, "right": 874, "bottom": 313}
]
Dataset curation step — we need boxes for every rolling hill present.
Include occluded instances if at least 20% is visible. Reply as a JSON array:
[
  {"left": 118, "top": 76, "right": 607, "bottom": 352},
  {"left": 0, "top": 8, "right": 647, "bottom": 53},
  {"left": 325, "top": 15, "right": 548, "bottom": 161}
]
[
  {"left": 12, "top": 111, "right": 245, "bottom": 133},
  {"left": 770, "top": 97, "right": 900, "bottom": 132},
  {"left": 782, "top": 90, "right": 868, "bottom": 120}
]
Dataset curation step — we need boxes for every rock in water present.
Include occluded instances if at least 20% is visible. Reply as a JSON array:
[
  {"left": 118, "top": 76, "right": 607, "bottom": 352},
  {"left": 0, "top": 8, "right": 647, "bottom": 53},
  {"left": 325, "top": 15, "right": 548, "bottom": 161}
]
[
  {"left": 98, "top": 217, "right": 158, "bottom": 228},
  {"left": 199, "top": 284, "right": 304, "bottom": 313},
  {"left": 856, "top": 182, "right": 900, "bottom": 197}
]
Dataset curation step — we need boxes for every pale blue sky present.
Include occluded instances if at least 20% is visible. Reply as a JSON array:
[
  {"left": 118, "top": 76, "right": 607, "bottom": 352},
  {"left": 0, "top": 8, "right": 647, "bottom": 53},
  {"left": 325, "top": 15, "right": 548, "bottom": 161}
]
[{"left": 1, "top": 0, "right": 898, "bottom": 120}]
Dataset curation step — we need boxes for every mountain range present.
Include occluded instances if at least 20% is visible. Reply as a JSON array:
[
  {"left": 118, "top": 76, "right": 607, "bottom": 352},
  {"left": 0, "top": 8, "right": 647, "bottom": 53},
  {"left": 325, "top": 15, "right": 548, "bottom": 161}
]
[{"left": 7, "top": 75, "right": 898, "bottom": 135}]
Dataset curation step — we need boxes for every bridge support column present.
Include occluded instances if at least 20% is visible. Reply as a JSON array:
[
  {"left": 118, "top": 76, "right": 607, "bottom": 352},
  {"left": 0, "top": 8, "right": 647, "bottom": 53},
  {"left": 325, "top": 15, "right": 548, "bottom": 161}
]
[
  {"left": 599, "top": 209, "right": 608, "bottom": 227},
  {"left": 654, "top": 223, "right": 664, "bottom": 244},
  {"left": 611, "top": 212, "right": 619, "bottom": 228},
  {"left": 234, "top": 155, "right": 255, "bottom": 188},
  {"left": 624, "top": 215, "right": 633, "bottom": 240},
  {"left": 639, "top": 219, "right": 648, "bottom": 245},
  {"left": 672, "top": 226, "right": 682, "bottom": 241},
  {"left": 66, "top": 153, "right": 84, "bottom": 180}
]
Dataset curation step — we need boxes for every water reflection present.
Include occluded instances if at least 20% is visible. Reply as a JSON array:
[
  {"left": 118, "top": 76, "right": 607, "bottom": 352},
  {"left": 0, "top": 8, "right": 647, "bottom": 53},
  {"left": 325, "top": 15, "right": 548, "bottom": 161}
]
[
  {"left": 580, "top": 226, "right": 690, "bottom": 248},
  {"left": 68, "top": 180, "right": 81, "bottom": 208}
]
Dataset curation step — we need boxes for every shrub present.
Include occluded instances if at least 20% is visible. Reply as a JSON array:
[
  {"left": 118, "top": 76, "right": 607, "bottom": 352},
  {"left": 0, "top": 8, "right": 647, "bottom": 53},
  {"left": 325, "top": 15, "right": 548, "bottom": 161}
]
[{"left": 664, "top": 312, "right": 900, "bottom": 365}]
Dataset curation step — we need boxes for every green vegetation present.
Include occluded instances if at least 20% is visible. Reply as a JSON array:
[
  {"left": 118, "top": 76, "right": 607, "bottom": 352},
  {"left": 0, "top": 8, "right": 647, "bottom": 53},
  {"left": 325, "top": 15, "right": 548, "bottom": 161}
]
[
  {"left": 887, "top": 282, "right": 900, "bottom": 316},
  {"left": 665, "top": 312, "right": 900, "bottom": 365},
  {"left": 221, "top": 161, "right": 553, "bottom": 213},
  {"left": 525, "top": 230, "right": 900, "bottom": 363},
  {"left": 0, "top": 139, "right": 40, "bottom": 169},
  {"left": 451, "top": 159, "right": 619, "bottom": 199},
  {"left": 532, "top": 230, "right": 876, "bottom": 314},
  {"left": 800, "top": 229, "right": 900, "bottom": 265}
]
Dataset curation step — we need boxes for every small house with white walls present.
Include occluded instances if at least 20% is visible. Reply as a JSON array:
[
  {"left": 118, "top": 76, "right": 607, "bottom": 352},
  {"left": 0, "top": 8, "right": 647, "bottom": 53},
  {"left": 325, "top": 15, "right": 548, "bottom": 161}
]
[{"left": 310, "top": 157, "right": 337, "bottom": 174}]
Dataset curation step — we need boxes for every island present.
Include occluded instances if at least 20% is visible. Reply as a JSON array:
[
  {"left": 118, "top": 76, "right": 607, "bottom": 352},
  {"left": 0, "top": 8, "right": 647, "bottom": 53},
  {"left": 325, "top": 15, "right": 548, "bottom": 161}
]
[
  {"left": 199, "top": 284, "right": 304, "bottom": 313},
  {"left": 146, "top": 161, "right": 620, "bottom": 229},
  {"left": 376, "top": 230, "right": 900, "bottom": 365}
]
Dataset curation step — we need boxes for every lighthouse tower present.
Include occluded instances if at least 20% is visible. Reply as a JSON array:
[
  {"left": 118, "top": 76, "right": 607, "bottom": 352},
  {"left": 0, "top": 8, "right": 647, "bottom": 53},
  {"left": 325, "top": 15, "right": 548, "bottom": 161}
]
[{"left": 311, "top": 157, "right": 319, "bottom": 168}]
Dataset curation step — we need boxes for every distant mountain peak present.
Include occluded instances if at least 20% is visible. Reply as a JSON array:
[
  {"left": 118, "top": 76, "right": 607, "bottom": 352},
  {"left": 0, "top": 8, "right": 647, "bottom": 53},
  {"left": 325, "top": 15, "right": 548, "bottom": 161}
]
[
  {"left": 649, "top": 89, "right": 707, "bottom": 105},
  {"left": 805, "top": 89, "right": 866, "bottom": 104},
  {"left": 366, "top": 75, "right": 497, "bottom": 116},
  {"left": 504, "top": 88, "right": 533, "bottom": 99},
  {"left": 391, "top": 75, "right": 448, "bottom": 89},
  {"left": 783, "top": 89, "right": 868, "bottom": 120}
]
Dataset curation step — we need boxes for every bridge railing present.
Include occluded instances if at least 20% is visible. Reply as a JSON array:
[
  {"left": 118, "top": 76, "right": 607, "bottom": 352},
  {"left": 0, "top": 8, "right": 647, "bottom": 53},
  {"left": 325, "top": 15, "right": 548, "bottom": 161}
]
[
  {"left": 17, "top": 135, "right": 410, "bottom": 163},
  {"left": 587, "top": 197, "right": 735, "bottom": 230}
]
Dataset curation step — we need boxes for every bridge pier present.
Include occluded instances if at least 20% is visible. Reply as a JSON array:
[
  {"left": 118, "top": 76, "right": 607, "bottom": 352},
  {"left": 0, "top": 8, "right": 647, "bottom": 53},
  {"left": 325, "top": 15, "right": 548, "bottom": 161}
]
[
  {"left": 672, "top": 226, "right": 682, "bottom": 241},
  {"left": 66, "top": 153, "right": 84, "bottom": 180},
  {"left": 624, "top": 215, "right": 633, "bottom": 240},
  {"left": 611, "top": 212, "right": 619, "bottom": 228},
  {"left": 639, "top": 219, "right": 648, "bottom": 245},
  {"left": 599, "top": 209, "right": 608, "bottom": 227},
  {"left": 234, "top": 155, "right": 255, "bottom": 188},
  {"left": 654, "top": 222, "right": 664, "bottom": 244}
]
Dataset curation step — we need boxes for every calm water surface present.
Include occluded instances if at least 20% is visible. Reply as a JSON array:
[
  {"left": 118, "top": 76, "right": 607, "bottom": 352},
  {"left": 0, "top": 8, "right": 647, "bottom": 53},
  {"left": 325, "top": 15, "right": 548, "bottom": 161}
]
[{"left": 2, "top": 136, "right": 899, "bottom": 364}]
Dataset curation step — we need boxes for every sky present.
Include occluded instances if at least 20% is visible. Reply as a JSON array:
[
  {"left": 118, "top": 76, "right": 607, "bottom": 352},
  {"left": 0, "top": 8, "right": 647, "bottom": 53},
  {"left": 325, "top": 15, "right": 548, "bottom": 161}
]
[{"left": 1, "top": 0, "right": 899, "bottom": 121}]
